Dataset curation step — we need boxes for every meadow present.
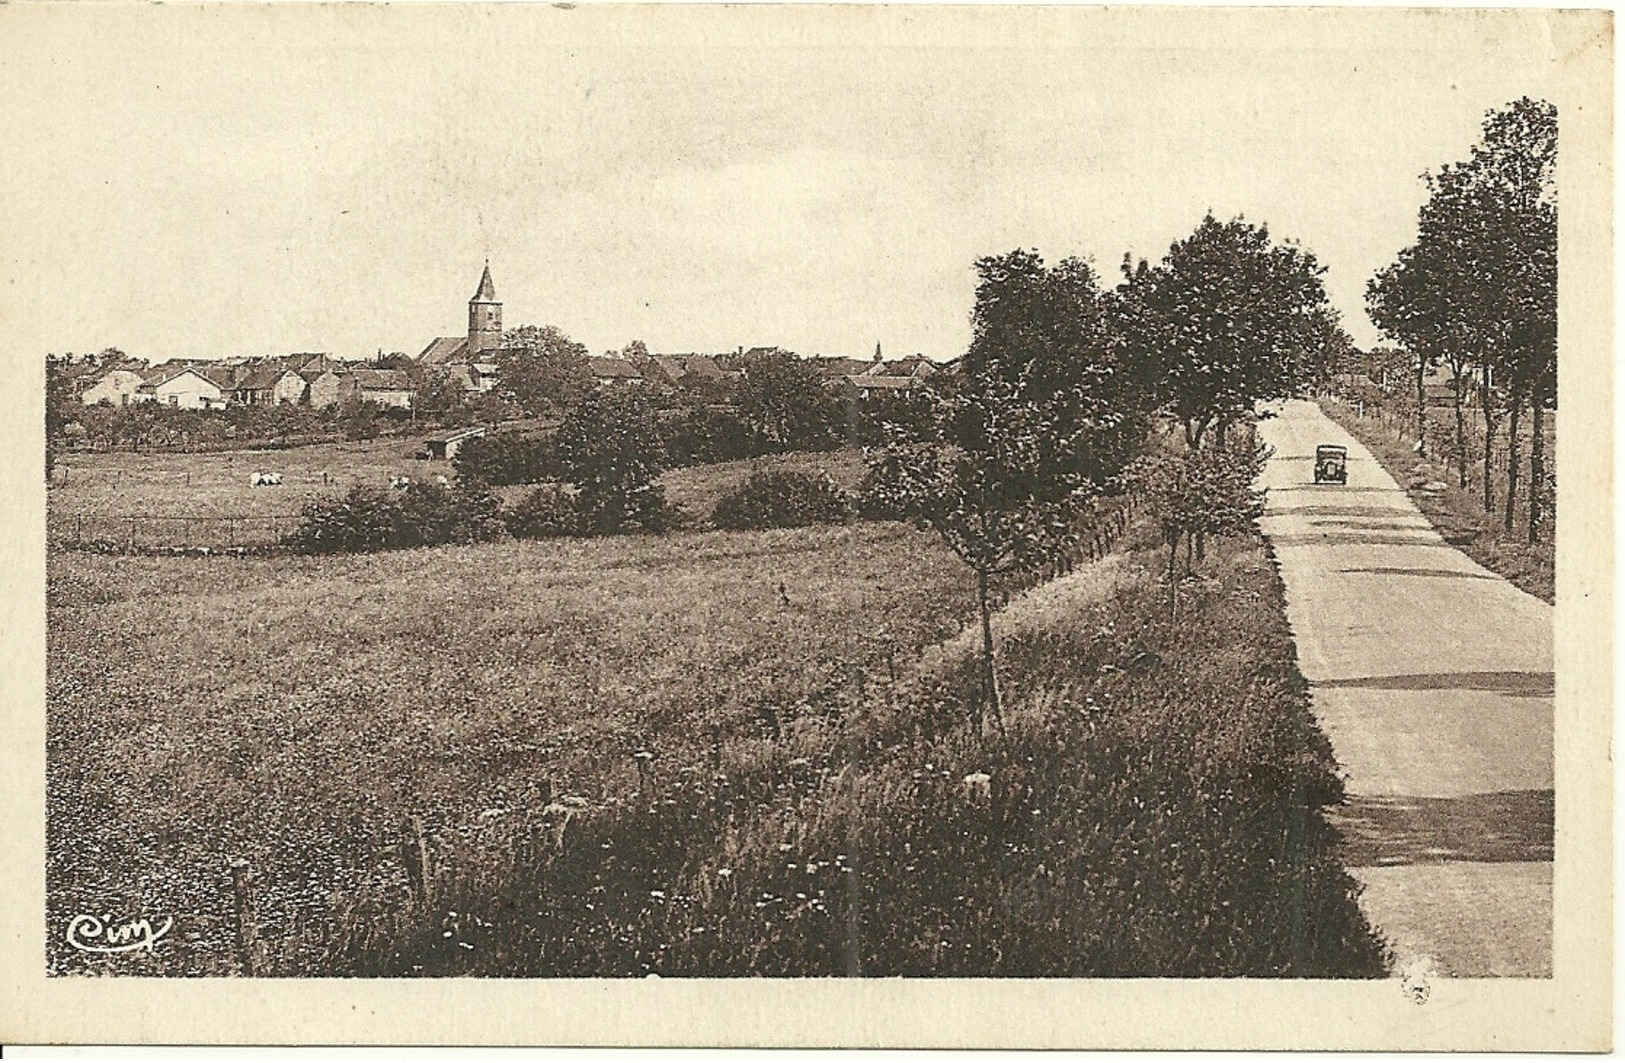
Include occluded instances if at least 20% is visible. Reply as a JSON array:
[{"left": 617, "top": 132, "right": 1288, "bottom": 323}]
[
  {"left": 46, "top": 521, "right": 974, "bottom": 975},
  {"left": 46, "top": 441, "right": 869, "bottom": 547},
  {"left": 47, "top": 504, "right": 1386, "bottom": 976}
]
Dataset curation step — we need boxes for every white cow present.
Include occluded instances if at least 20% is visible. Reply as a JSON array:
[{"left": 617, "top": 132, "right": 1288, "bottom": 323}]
[
  {"left": 250, "top": 472, "right": 283, "bottom": 487},
  {"left": 435, "top": 475, "right": 450, "bottom": 486},
  {"left": 389, "top": 476, "right": 412, "bottom": 491}
]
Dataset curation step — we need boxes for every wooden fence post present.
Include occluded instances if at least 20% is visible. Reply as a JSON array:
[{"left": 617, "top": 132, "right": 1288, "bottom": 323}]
[
  {"left": 400, "top": 815, "right": 435, "bottom": 911},
  {"left": 230, "top": 858, "right": 265, "bottom": 976}
]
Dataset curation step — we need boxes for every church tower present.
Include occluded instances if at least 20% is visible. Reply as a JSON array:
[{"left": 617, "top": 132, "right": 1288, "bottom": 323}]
[{"left": 467, "top": 261, "right": 502, "bottom": 359}]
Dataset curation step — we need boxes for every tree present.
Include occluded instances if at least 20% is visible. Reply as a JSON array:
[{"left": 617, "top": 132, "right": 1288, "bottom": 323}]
[
  {"left": 1371, "top": 98, "right": 1556, "bottom": 533},
  {"left": 495, "top": 325, "right": 593, "bottom": 417},
  {"left": 1127, "top": 434, "right": 1268, "bottom": 618},
  {"left": 866, "top": 250, "right": 1141, "bottom": 735},
  {"left": 736, "top": 348, "right": 844, "bottom": 452},
  {"left": 1119, "top": 215, "right": 1330, "bottom": 450},
  {"left": 555, "top": 387, "right": 669, "bottom": 534},
  {"left": 1366, "top": 252, "right": 1445, "bottom": 456},
  {"left": 45, "top": 353, "right": 78, "bottom": 483},
  {"left": 407, "top": 365, "right": 469, "bottom": 424}
]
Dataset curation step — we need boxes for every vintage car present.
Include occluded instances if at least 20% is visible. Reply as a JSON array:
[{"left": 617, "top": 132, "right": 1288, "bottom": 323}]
[{"left": 1314, "top": 444, "right": 1349, "bottom": 485}]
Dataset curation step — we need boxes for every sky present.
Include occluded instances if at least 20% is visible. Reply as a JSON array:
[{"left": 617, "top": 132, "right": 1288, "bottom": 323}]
[{"left": 1, "top": 5, "right": 1588, "bottom": 363}]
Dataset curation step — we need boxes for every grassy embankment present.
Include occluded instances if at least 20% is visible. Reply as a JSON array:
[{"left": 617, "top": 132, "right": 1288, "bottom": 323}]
[
  {"left": 1319, "top": 395, "right": 1554, "bottom": 602},
  {"left": 49, "top": 504, "right": 1385, "bottom": 976}
]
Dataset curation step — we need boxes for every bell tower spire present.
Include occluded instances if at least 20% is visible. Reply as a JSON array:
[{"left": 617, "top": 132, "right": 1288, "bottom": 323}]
[{"left": 468, "top": 260, "right": 502, "bottom": 358}]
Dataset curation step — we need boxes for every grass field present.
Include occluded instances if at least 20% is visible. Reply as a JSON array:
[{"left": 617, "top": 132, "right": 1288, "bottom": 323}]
[
  {"left": 47, "top": 502, "right": 1384, "bottom": 976},
  {"left": 46, "top": 441, "right": 870, "bottom": 547},
  {"left": 46, "top": 521, "right": 974, "bottom": 975}
]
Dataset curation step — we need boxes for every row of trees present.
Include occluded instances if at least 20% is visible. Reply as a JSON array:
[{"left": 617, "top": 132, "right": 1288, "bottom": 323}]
[
  {"left": 1366, "top": 97, "right": 1557, "bottom": 542},
  {"left": 488, "top": 330, "right": 907, "bottom": 457},
  {"left": 868, "top": 217, "right": 1334, "bottom": 731}
]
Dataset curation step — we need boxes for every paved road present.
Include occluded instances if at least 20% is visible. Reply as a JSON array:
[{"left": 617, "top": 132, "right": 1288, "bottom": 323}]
[{"left": 1256, "top": 400, "right": 1553, "bottom": 978}]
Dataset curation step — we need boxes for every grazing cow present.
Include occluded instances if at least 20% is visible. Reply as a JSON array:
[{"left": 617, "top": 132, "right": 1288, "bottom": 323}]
[
  {"left": 250, "top": 471, "right": 283, "bottom": 487},
  {"left": 435, "top": 475, "right": 450, "bottom": 486},
  {"left": 389, "top": 476, "right": 412, "bottom": 491}
]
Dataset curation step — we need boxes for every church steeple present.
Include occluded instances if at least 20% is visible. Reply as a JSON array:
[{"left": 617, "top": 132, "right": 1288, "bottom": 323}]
[
  {"left": 467, "top": 260, "right": 502, "bottom": 358},
  {"left": 472, "top": 260, "right": 497, "bottom": 303}
]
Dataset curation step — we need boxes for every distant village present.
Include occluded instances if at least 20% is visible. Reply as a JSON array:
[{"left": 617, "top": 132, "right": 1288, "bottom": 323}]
[{"left": 66, "top": 264, "right": 948, "bottom": 412}]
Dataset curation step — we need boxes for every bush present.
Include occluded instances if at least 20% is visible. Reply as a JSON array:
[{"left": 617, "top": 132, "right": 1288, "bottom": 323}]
[
  {"left": 503, "top": 485, "right": 582, "bottom": 539},
  {"left": 286, "top": 482, "right": 504, "bottom": 554},
  {"left": 711, "top": 470, "right": 852, "bottom": 530},
  {"left": 661, "top": 406, "right": 759, "bottom": 467},
  {"left": 503, "top": 483, "right": 691, "bottom": 539},
  {"left": 453, "top": 431, "right": 558, "bottom": 487},
  {"left": 393, "top": 481, "right": 505, "bottom": 548}
]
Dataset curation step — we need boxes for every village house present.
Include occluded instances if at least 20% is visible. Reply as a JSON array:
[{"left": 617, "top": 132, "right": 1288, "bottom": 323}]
[
  {"left": 646, "top": 353, "right": 732, "bottom": 389},
  {"left": 588, "top": 356, "right": 644, "bottom": 386},
  {"left": 231, "top": 363, "right": 310, "bottom": 406},
  {"left": 351, "top": 367, "right": 414, "bottom": 408},
  {"left": 302, "top": 368, "right": 354, "bottom": 409},
  {"left": 836, "top": 372, "right": 925, "bottom": 401},
  {"left": 79, "top": 367, "right": 146, "bottom": 406},
  {"left": 138, "top": 364, "right": 233, "bottom": 409}
]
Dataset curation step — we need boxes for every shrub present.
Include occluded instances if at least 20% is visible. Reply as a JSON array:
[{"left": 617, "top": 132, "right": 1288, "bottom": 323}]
[
  {"left": 285, "top": 486, "right": 400, "bottom": 553},
  {"left": 453, "top": 431, "right": 559, "bottom": 487},
  {"left": 711, "top": 470, "right": 852, "bottom": 530},
  {"left": 286, "top": 482, "right": 504, "bottom": 553},
  {"left": 661, "top": 406, "right": 759, "bottom": 467},
  {"left": 503, "top": 485, "right": 582, "bottom": 539},
  {"left": 393, "top": 481, "right": 505, "bottom": 548}
]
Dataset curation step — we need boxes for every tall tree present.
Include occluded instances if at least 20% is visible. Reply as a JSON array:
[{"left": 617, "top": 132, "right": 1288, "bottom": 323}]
[
  {"left": 1119, "top": 215, "right": 1330, "bottom": 450},
  {"left": 495, "top": 324, "right": 593, "bottom": 417},
  {"left": 1371, "top": 98, "right": 1556, "bottom": 532},
  {"left": 736, "top": 348, "right": 844, "bottom": 453},
  {"left": 867, "top": 250, "right": 1141, "bottom": 734},
  {"left": 555, "top": 387, "right": 669, "bottom": 534}
]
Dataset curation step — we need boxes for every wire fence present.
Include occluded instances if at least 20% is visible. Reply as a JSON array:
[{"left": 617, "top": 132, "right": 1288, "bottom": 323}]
[{"left": 49, "top": 511, "right": 305, "bottom": 552}]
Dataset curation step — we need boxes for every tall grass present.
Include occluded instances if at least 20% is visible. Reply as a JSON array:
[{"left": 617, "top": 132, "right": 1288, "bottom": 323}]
[
  {"left": 300, "top": 528, "right": 1386, "bottom": 978},
  {"left": 48, "top": 513, "right": 1384, "bottom": 977},
  {"left": 46, "top": 524, "right": 974, "bottom": 975}
]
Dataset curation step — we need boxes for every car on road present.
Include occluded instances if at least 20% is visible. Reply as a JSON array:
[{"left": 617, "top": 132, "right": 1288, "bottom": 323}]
[{"left": 1314, "top": 444, "right": 1348, "bottom": 484}]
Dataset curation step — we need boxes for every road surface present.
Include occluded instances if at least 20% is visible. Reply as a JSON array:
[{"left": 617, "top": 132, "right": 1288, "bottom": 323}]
[{"left": 1256, "top": 400, "right": 1553, "bottom": 978}]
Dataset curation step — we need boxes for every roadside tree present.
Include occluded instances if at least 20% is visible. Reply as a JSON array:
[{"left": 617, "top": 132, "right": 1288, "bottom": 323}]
[
  {"left": 866, "top": 250, "right": 1141, "bottom": 735},
  {"left": 1118, "top": 215, "right": 1330, "bottom": 450}
]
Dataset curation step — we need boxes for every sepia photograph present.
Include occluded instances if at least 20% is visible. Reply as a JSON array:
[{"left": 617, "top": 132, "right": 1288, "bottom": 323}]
[{"left": 2, "top": 1, "right": 1612, "bottom": 1049}]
